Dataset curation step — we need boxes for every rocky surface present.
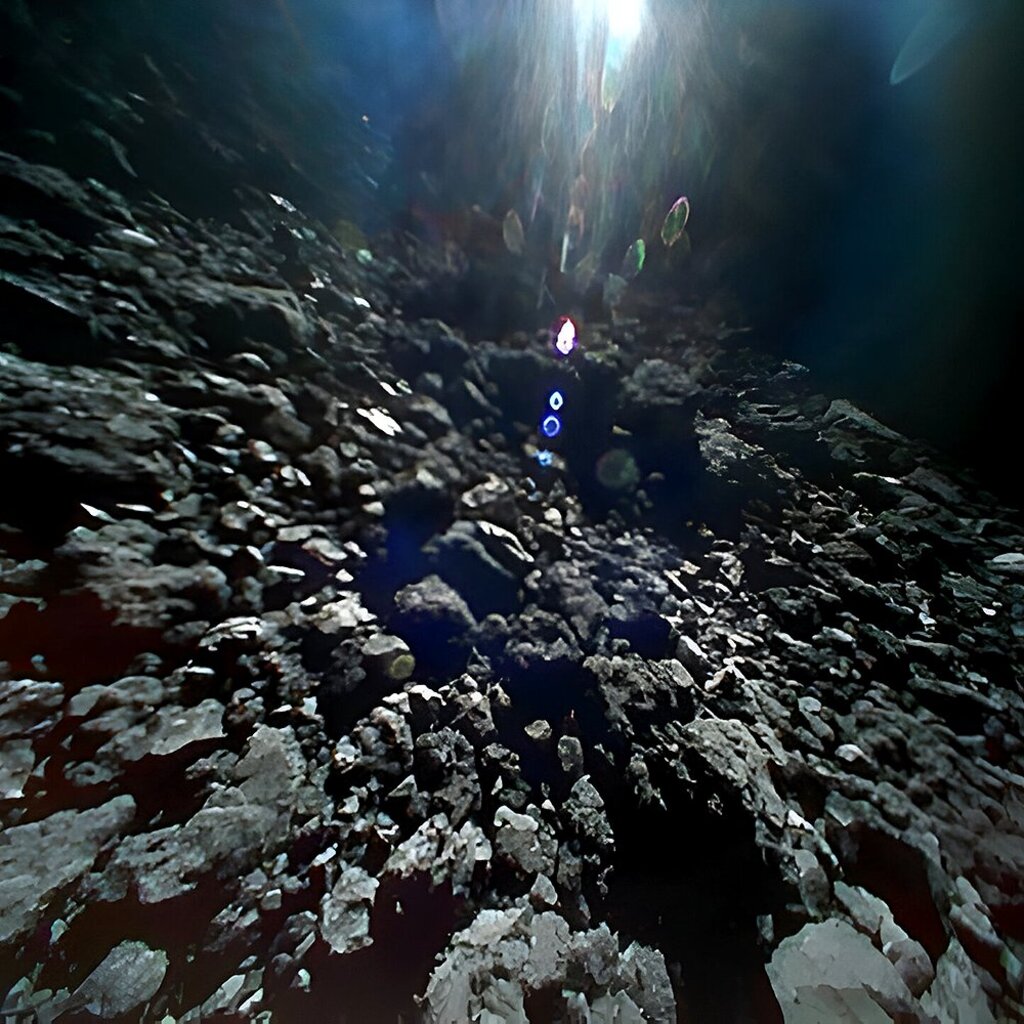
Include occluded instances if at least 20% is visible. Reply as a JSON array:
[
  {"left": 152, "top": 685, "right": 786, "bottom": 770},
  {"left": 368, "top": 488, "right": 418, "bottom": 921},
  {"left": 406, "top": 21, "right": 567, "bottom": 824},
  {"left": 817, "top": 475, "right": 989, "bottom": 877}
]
[{"left": 1, "top": 8, "right": 1024, "bottom": 1023}]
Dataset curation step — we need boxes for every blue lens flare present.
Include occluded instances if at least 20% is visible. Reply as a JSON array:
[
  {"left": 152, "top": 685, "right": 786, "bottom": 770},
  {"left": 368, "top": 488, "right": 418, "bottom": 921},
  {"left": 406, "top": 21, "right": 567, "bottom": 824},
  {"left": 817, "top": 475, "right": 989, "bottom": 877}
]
[
  {"left": 536, "top": 450, "right": 554, "bottom": 467},
  {"left": 549, "top": 390, "right": 564, "bottom": 411},
  {"left": 541, "top": 414, "right": 562, "bottom": 438}
]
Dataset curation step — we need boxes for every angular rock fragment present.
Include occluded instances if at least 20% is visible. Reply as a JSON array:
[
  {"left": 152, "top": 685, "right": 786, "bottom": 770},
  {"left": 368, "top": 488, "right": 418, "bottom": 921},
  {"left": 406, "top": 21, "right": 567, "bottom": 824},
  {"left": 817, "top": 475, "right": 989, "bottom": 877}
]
[
  {"left": 384, "top": 813, "right": 491, "bottom": 895},
  {"left": 314, "top": 593, "right": 376, "bottom": 633},
  {"left": 70, "top": 940, "right": 168, "bottom": 1018},
  {"left": 767, "top": 918, "right": 921, "bottom": 1023},
  {"left": 424, "top": 908, "right": 676, "bottom": 1024},
  {"left": 320, "top": 866, "right": 379, "bottom": 954},
  {"left": 493, "top": 804, "right": 557, "bottom": 875},
  {"left": 95, "top": 726, "right": 317, "bottom": 903},
  {"left": 0, "top": 796, "right": 136, "bottom": 942},
  {"left": 70, "top": 698, "right": 225, "bottom": 784},
  {"left": 0, "top": 739, "right": 33, "bottom": 799},
  {"left": 0, "top": 679, "right": 63, "bottom": 739},
  {"left": 392, "top": 575, "right": 477, "bottom": 672},
  {"left": 426, "top": 521, "right": 523, "bottom": 617}
]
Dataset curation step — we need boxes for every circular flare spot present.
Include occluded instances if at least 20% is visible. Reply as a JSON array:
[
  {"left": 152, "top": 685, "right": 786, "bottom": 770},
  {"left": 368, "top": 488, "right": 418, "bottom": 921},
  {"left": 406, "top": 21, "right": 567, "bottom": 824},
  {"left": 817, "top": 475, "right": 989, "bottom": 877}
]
[{"left": 596, "top": 448, "right": 640, "bottom": 491}]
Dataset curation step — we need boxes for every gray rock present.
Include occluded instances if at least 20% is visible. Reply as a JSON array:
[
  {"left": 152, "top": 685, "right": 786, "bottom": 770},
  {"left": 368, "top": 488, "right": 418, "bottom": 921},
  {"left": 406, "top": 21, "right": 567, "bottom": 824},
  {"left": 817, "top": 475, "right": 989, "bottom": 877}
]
[
  {"left": 529, "top": 873, "right": 559, "bottom": 909},
  {"left": 0, "top": 739, "right": 33, "bottom": 799},
  {"left": 0, "top": 796, "right": 136, "bottom": 942},
  {"left": 679, "top": 718, "right": 788, "bottom": 837},
  {"left": 589, "top": 990, "right": 646, "bottom": 1022},
  {"left": 392, "top": 576, "right": 477, "bottom": 671},
  {"left": 71, "top": 940, "right": 168, "bottom": 1018},
  {"left": 313, "top": 594, "right": 376, "bottom": 633},
  {"left": 298, "top": 444, "right": 344, "bottom": 497},
  {"left": 565, "top": 776, "right": 614, "bottom": 852},
  {"left": 384, "top": 814, "right": 491, "bottom": 895},
  {"left": 0, "top": 680, "right": 64, "bottom": 739},
  {"left": 320, "top": 866, "right": 379, "bottom": 954},
  {"left": 459, "top": 474, "right": 519, "bottom": 526},
  {"left": 362, "top": 632, "right": 414, "bottom": 680},
  {"left": 919, "top": 939, "right": 996, "bottom": 1024},
  {"left": 525, "top": 719, "right": 553, "bottom": 743},
  {"left": 423, "top": 908, "right": 676, "bottom": 1024},
  {"left": 413, "top": 727, "right": 480, "bottom": 825},
  {"left": 558, "top": 735, "right": 585, "bottom": 778},
  {"left": 251, "top": 384, "right": 313, "bottom": 453},
  {"left": 57, "top": 522, "right": 230, "bottom": 629},
  {"left": 67, "top": 699, "right": 225, "bottom": 786},
  {"left": 988, "top": 552, "right": 1024, "bottom": 576},
  {"left": 767, "top": 918, "right": 920, "bottom": 1023},
  {"left": 0, "top": 356, "right": 180, "bottom": 498},
  {"left": 96, "top": 726, "right": 316, "bottom": 903},
  {"left": 695, "top": 412, "right": 793, "bottom": 493},
  {"left": 568, "top": 923, "right": 621, "bottom": 988},
  {"left": 67, "top": 675, "right": 165, "bottom": 722},
  {"left": 616, "top": 942, "right": 677, "bottom": 1024},
  {"left": 426, "top": 521, "right": 522, "bottom": 617},
  {"left": 534, "top": 561, "right": 609, "bottom": 641},
  {"left": 394, "top": 575, "right": 476, "bottom": 633},
  {"left": 494, "top": 805, "right": 556, "bottom": 875},
  {"left": 621, "top": 358, "right": 699, "bottom": 411},
  {"left": 583, "top": 656, "right": 697, "bottom": 737},
  {"left": 884, "top": 937, "right": 935, "bottom": 998},
  {"left": 834, "top": 881, "right": 891, "bottom": 938}
]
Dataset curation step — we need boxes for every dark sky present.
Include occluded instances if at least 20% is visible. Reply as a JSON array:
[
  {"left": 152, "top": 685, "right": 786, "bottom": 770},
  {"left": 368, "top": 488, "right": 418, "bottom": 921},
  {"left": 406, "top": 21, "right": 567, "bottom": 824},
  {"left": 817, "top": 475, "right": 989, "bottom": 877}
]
[{"left": 778, "top": 0, "right": 1024, "bottom": 497}]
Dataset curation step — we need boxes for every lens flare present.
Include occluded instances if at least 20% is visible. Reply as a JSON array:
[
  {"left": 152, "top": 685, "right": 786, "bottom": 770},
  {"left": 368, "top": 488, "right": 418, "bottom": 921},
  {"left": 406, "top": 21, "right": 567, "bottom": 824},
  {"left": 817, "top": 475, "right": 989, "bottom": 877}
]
[
  {"left": 541, "top": 414, "right": 563, "bottom": 438},
  {"left": 596, "top": 448, "right": 640, "bottom": 491},
  {"left": 432, "top": 1, "right": 708, "bottom": 308},
  {"left": 549, "top": 390, "right": 565, "bottom": 411},
  {"left": 553, "top": 317, "right": 578, "bottom": 356}
]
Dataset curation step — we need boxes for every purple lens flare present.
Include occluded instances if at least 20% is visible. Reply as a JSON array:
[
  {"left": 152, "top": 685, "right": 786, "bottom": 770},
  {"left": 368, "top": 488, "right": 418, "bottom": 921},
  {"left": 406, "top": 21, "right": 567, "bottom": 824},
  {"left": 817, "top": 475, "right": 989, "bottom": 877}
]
[{"left": 552, "top": 317, "right": 578, "bottom": 357}]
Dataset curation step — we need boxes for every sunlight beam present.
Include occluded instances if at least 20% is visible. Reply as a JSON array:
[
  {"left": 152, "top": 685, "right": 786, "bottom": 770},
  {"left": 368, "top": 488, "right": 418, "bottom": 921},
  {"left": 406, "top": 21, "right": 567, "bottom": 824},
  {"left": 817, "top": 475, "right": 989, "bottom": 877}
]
[
  {"left": 573, "top": 0, "right": 645, "bottom": 48},
  {"left": 606, "top": 0, "right": 643, "bottom": 47}
]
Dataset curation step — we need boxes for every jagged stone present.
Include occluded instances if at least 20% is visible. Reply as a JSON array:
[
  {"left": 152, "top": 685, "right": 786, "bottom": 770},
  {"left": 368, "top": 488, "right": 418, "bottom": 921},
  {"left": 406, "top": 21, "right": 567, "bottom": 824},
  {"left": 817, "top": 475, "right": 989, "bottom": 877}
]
[
  {"left": 320, "top": 866, "right": 378, "bottom": 954},
  {"left": 425, "top": 521, "right": 522, "bottom": 617},
  {"left": 383, "top": 813, "right": 491, "bottom": 894},
  {"left": 0, "top": 796, "right": 136, "bottom": 943},
  {"left": 94, "top": 726, "right": 317, "bottom": 903},
  {"left": 493, "top": 804, "right": 557, "bottom": 875},
  {"left": 69, "top": 940, "right": 168, "bottom": 1018},
  {"left": 767, "top": 918, "right": 920, "bottom": 1023},
  {"left": 0, "top": 679, "right": 63, "bottom": 738}
]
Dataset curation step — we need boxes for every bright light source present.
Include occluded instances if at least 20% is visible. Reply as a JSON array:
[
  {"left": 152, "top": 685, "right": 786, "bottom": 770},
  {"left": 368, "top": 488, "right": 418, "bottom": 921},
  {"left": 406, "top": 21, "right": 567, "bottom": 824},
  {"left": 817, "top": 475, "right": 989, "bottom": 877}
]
[
  {"left": 606, "top": 0, "right": 643, "bottom": 47},
  {"left": 574, "top": 0, "right": 644, "bottom": 48}
]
